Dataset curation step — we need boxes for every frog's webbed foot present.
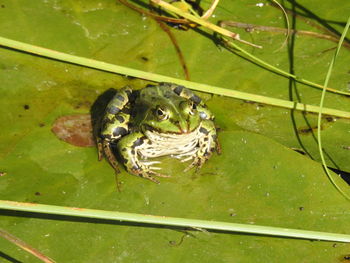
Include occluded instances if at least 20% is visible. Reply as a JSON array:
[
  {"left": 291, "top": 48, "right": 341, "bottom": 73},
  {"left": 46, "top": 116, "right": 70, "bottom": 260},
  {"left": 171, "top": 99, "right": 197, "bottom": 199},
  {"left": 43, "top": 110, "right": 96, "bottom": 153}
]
[
  {"left": 184, "top": 153, "right": 212, "bottom": 172},
  {"left": 132, "top": 170, "right": 170, "bottom": 184},
  {"left": 130, "top": 160, "right": 170, "bottom": 184}
]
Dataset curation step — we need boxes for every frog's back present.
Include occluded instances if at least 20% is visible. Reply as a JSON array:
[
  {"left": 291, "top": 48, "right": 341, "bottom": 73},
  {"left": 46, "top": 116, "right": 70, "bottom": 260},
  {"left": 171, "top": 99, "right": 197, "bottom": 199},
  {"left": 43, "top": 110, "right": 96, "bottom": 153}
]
[{"left": 137, "top": 84, "right": 186, "bottom": 108}]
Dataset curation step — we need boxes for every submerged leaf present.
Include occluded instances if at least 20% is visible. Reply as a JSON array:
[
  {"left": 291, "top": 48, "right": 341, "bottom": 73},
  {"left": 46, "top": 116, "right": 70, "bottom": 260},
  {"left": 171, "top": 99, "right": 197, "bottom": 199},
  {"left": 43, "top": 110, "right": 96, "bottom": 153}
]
[{"left": 51, "top": 114, "right": 94, "bottom": 147}]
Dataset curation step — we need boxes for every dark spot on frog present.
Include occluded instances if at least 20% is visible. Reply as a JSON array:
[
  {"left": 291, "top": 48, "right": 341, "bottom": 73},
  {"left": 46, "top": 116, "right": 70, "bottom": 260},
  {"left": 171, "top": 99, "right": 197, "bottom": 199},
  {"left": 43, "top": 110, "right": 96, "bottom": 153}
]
[
  {"left": 1, "top": 4, "right": 5, "bottom": 8},
  {"left": 104, "top": 117, "right": 116, "bottom": 125},
  {"left": 132, "top": 137, "right": 145, "bottom": 147},
  {"left": 199, "top": 127, "right": 209, "bottom": 135},
  {"left": 121, "top": 107, "right": 131, "bottom": 114},
  {"left": 108, "top": 105, "right": 121, "bottom": 114},
  {"left": 125, "top": 88, "right": 132, "bottom": 97},
  {"left": 23, "top": 104, "right": 30, "bottom": 110},
  {"left": 101, "top": 133, "right": 112, "bottom": 140},
  {"left": 299, "top": 206, "right": 304, "bottom": 211},
  {"left": 190, "top": 95, "right": 201, "bottom": 104},
  {"left": 113, "top": 127, "right": 127, "bottom": 137},
  {"left": 116, "top": 115, "right": 125, "bottom": 123},
  {"left": 332, "top": 243, "right": 337, "bottom": 248},
  {"left": 173, "top": 85, "right": 184, "bottom": 95},
  {"left": 35, "top": 192, "right": 41, "bottom": 196},
  {"left": 38, "top": 123, "right": 45, "bottom": 127},
  {"left": 115, "top": 94, "right": 125, "bottom": 102},
  {"left": 18, "top": 114, "right": 22, "bottom": 118},
  {"left": 140, "top": 56, "right": 149, "bottom": 62}
]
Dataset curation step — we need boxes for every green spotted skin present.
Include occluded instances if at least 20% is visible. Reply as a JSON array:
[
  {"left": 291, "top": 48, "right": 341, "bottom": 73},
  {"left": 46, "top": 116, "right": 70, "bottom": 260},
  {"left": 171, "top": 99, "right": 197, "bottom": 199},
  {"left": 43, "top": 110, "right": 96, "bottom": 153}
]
[
  {"left": 97, "top": 83, "right": 220, "bottom": 184},
  {"left": 100, "top": 86, "right": 132, "bottom": 141}
]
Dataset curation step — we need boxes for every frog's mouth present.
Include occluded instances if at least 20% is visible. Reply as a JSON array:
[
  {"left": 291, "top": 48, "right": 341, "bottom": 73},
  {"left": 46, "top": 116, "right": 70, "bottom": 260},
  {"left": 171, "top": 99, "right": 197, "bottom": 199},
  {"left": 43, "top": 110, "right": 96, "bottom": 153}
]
[
  {"left": 139, "top": 126, "right": 201, "bottom": 158},
  {"left": 142, "top": 124, "right": 198, "bottom": 135}
]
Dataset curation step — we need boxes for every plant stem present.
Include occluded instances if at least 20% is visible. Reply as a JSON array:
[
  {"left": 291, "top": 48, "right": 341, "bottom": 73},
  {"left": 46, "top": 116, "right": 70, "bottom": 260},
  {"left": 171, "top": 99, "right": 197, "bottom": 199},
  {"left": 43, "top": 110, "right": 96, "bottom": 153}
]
[
  {"left": 0, "top": 228, "right": 56, "bottom": 263},
  {"left": 0, "top": 36, "right": 349, "bottom": 118},
  {"left": 150, "top": 0, "right": 350, "bottom": 96},
  {"left": 1, "top": 200, "right": 350, "bottom": 242},
  {"left": 151, "top": 0, "right": 261, "bottom": 48},
  {"left": 317, "top": 17, "right": 350, "bottom": 200}
]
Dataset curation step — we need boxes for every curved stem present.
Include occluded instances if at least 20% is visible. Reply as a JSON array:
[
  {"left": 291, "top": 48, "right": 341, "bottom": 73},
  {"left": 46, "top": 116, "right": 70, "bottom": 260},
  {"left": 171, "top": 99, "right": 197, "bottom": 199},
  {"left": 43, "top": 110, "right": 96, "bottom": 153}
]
[{"left": 317, "top": 16, "right": 350, "bottom": 200}]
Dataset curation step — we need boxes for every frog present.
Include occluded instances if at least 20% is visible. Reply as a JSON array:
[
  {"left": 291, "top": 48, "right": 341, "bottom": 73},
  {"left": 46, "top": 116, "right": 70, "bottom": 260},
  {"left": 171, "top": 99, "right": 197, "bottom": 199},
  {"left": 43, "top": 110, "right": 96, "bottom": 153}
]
[{"left": 96, "top": 82, "right": 220, "bottom": 184}]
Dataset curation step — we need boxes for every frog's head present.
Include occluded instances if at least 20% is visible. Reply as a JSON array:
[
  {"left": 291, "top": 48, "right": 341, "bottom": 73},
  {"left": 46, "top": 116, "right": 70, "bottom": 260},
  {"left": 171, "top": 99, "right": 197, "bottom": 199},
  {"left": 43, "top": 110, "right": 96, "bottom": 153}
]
[{"left": 142, "top": 98, "right": 201, "bottom": 134}]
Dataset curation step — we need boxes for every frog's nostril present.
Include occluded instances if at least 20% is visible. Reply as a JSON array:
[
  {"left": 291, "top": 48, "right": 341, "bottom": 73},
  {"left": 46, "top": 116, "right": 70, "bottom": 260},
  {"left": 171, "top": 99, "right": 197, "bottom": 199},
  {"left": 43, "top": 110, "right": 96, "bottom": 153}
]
[{"left": 173, "top": 120, "right": 188, "bottom": 133}]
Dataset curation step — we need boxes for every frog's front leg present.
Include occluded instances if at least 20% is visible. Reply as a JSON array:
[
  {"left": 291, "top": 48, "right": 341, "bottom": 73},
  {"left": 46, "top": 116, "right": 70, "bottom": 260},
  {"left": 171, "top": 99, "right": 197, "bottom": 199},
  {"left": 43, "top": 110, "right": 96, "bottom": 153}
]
[
  {"left": 117, "top": 133, "right": 170, "bottom": 184},
  {"left": 97, "top": 86, "right": 132, "bottom": 172},
  {"left": 184, "top": 120, "right": 218, "bottom": 172}
]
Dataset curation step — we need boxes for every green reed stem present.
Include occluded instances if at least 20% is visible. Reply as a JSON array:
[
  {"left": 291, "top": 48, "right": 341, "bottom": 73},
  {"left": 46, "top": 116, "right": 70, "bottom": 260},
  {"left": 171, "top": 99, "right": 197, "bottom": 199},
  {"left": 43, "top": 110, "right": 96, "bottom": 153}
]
[
  {"left": 1, "top": 200, "right": 350, "bottom": 242},
  {"left": 0, "top": 36, "right": 349, "bottom": 118},
  {"left": 317, "top": 17, "right": 350, "bottom": 200}
]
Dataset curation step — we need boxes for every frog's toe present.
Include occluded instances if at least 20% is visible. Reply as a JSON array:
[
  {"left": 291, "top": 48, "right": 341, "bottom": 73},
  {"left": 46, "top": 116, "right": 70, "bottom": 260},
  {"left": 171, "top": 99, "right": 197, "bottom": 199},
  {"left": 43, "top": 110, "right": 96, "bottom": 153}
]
[
  {"left": 144, "top": 175, "right": 161, "bottom": 184},
  {"left": 151, "top": 171, "right": 171, "bottom": 178},
  {"left": 149, "top": 166, "right": 162, "bottom": 171},
  {"left": 131, "top": 168, "right": 170, "bottom": 184},
  {"left": 143, "top": 171, "right": 170, "bottom": 184},
  {"left": 184, "top": 159, "right": 199, "bottom": 172},
  {"left": 180, "top": 156, "right": 194, "bottom": 162},
  {"left": 184, "top": 156, "right": 208, "bottom": 172},
  {"left": 140, "top": 160, "right": 162, "bottom": 171}
]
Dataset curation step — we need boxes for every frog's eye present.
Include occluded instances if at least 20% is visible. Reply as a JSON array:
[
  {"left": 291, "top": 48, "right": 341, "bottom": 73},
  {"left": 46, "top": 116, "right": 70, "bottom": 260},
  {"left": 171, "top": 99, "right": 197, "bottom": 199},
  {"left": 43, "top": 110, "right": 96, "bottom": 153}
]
[
  {"left": 155, "top": 106, "right": 169, "bottom": 121},
  {"left": 188, "top": 101, "right": 197, "bottom": 115}
]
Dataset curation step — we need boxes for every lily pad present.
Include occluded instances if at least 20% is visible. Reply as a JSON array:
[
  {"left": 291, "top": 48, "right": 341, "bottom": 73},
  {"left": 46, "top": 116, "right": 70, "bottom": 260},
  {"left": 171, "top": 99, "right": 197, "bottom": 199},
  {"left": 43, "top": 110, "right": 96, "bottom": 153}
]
[{"left": 0, "top": 0, "right": 350, "bottom": 262}]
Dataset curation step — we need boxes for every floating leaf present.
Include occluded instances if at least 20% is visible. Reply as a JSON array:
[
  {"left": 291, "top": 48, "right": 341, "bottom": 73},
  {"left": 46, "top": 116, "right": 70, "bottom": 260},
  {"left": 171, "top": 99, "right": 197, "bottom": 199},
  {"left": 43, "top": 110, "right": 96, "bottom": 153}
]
[{"left": 0, "top": 0, "right": 350, "bottom": 262}]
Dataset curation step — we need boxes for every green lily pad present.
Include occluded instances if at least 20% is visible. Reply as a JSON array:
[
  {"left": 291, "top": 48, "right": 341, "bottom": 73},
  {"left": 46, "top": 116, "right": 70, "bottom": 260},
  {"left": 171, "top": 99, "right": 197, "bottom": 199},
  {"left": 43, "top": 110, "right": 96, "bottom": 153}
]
[{"left": 0, "top": 0, "right": 350, "bottom": 262}]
